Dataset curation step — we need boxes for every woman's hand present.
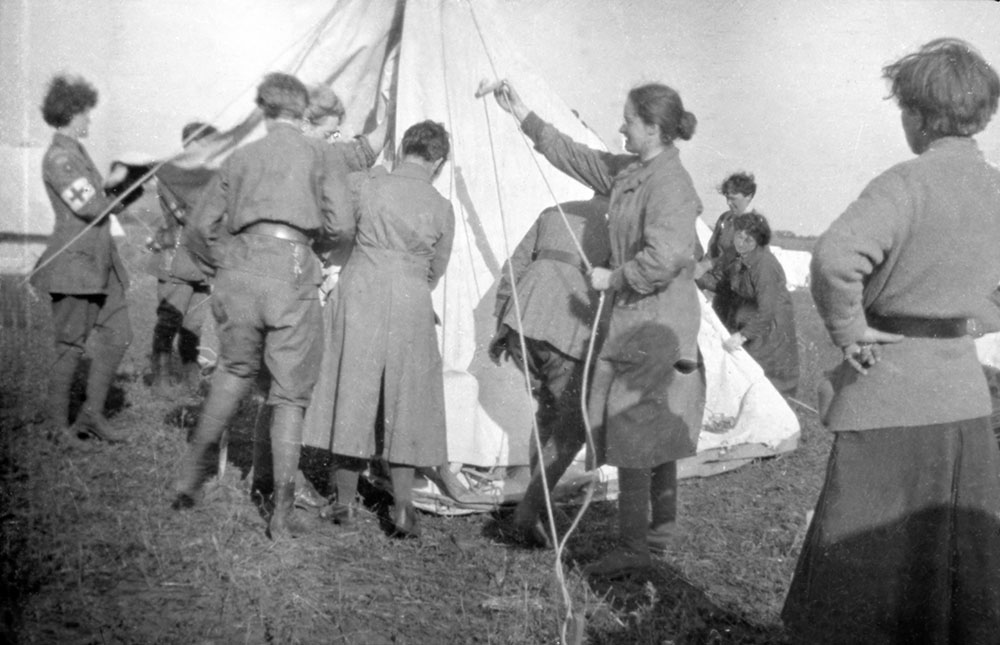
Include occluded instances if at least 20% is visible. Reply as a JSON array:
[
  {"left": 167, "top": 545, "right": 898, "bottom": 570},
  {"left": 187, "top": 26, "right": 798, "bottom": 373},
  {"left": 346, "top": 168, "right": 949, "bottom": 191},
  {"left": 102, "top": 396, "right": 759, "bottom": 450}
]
[
  {"left": 841, "top": 326, "right": 905, "bottom": 375},
  {"left": 493, "top": 80, "right": 530, "bottom": 123},
  {"left": 723, "top": 332, "right": 746, "bottom": 352},
  {"left": 589, "top": 267, "right": 613, "bottom": 291}
]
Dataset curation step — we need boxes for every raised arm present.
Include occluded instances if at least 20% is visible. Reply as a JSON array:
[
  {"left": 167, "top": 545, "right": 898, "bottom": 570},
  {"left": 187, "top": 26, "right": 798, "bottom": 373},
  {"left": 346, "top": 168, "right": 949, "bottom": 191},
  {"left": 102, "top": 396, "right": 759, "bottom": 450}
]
[{"left": 493, "top": 81, "right": 627, "bottom": 195}]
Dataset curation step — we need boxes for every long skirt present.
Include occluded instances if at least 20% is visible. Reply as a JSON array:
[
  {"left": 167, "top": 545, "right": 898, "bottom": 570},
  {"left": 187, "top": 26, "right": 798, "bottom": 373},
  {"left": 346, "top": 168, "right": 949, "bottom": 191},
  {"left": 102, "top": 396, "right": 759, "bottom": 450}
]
[{"left": 782, "top": 418, "right": 1000, "bottom": 644}]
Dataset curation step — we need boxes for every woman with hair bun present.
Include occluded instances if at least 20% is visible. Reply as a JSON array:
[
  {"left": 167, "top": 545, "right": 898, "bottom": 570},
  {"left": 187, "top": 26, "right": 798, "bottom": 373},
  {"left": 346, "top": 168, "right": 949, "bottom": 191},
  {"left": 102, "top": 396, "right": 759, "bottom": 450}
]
[{"left": 494, "top": 81, "right": 706, "bottom": 576}]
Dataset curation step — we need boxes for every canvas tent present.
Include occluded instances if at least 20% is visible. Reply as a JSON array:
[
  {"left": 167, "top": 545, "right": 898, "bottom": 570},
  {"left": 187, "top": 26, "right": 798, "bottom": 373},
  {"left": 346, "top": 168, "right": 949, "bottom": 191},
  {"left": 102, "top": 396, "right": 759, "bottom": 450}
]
[
  {"left": 1, "top": 0, "right": 801, "bottom": 512},
  {"left": 285, "top": 0, "right": 800, "bottom": 510}
]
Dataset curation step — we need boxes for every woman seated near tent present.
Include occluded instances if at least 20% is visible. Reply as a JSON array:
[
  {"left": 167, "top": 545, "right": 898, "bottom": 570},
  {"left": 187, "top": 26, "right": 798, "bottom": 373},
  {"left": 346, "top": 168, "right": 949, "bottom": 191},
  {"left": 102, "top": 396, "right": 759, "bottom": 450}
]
[
  {"left": 698, "top": 171, "right": 757, "bottom": 320},
  {"left": 311, "top": 120, "right": 454, "bottom": 539},
  {"left": 696, "top": 212, "right": 799, "bottom": 396},
  {"left": 493, "top": 80, "right": 706, "bottom": 577}
]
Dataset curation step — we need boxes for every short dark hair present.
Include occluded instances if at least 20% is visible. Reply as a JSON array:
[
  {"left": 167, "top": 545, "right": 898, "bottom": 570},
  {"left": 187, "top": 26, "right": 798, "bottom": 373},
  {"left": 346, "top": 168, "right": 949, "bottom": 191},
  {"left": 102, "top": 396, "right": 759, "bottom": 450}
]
[
  {"left": 627, "top": 83, "right": 697, "bottom": 143},
  {"left": 732, "top": 211, "right": 771, "bottom": 246},
  {"left": 401, "top": 121, "right": 450, "bottom": 162},
  {"left": 181, "top": 122, "right": 218, "bottom": 145},
  {"left": 883, "top": 38, "right": 1000, "bottom": 137},
  {"left": 719, "top": 172, "right": 756, "bottom": 198},
  {"left": 304, "top": 85, "right": 346, "bottom": 124},
  {"left": 255, "top": 72, "right": 309, "bottom": 120},
  {"left": 41, "top": 74, "right": 98, "bottom": 128}
]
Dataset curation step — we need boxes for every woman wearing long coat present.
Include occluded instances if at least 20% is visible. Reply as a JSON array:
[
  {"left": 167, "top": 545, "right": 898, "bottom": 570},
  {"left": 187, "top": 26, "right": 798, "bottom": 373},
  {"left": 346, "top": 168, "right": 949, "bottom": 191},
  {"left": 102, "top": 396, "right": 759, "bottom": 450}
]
[
  {"left": 308, "top": 121, "right": 454, "bottom": 537},
  {"left": 495, "top": 81, "right": 706, "bottom": 575}
]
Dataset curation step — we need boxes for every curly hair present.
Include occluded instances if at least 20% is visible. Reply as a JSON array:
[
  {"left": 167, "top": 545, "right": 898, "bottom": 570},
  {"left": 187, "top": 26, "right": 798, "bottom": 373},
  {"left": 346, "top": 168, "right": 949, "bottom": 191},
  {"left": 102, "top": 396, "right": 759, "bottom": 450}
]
[
  {"left": 255, "top": 72, "right": 308, "bottom": 120},
  {"left": 732, "top": 211, "right": 771, "bottom": 247},
  {"left": 41, "top": 74, "right": 98, "bottom": 128},
  {"left": 400, "top": 120, "right": 450, "bottom": 162},
  {"left": 719, "top": 172, "right": 757, "bottom": 198},
  {"left": 303, "top": 85, "right": 346, "bottom": 124},
  {"left": 628, "top": 83, "right": 697, "bottom": 143},
  {"left": 883, "top": 38, "right": 1000, "bottom": 137}
]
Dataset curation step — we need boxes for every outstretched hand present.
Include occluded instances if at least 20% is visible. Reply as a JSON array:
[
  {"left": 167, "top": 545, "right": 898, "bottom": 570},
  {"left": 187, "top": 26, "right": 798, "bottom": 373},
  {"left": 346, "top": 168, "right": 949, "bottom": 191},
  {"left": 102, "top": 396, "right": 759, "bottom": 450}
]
[
  {"left": 492, "top": 80, "right": 529, "bottom": 122},
  {"left": 841, "top": 326, "right": 905, "bottom": 375}
]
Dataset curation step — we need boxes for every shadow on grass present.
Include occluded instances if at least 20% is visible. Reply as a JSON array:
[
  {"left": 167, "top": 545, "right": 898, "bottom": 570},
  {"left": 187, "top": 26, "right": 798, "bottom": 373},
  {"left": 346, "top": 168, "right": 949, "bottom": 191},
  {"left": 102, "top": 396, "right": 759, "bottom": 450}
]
[{"left": 582, "top": 564, "right": 788, "bottom": 644}]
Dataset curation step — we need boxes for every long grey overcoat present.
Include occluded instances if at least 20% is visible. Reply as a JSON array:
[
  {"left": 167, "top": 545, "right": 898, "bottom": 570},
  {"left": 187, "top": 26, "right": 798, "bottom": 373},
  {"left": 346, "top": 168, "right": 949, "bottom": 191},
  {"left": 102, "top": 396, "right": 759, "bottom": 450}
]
[{"left": 303, "top": 162, "right": 455, "bottom": 467}]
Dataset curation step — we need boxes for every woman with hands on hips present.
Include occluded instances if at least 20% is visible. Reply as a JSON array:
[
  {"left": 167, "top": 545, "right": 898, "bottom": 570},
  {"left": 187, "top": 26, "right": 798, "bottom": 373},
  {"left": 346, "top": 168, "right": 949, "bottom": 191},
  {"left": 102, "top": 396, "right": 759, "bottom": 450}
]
[
  {"left": 494, "top": 80, "right": 706, "bottom": 577},
  {"left": 782, "top": 39, "right": 1000, "bottom": 642}
]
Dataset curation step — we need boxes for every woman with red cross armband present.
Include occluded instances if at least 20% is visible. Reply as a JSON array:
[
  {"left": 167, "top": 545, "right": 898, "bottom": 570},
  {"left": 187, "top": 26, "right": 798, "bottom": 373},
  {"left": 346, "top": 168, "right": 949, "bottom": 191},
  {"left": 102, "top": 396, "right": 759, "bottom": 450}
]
[{"left": 31, "top": 74, "right": 132, "bottom": 450}]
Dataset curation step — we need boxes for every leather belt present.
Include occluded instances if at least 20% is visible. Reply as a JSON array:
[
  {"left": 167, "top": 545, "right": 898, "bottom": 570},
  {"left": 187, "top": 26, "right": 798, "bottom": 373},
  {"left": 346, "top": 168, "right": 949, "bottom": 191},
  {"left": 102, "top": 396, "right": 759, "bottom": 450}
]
[
  {"left": 242, "top": 222, "right": 314, "bottom": 244},
  {"left": 867, "top": 313, "right": 968, "bottom": 339},
  {"left": 534, "top": 248, "right": 586, "bottom": 272}
]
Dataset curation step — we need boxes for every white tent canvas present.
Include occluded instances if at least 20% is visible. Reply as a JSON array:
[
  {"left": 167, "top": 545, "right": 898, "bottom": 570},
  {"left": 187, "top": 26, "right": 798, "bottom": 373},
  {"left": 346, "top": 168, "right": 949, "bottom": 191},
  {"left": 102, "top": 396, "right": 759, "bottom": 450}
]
[{"left": 289, "top": 0, "right": 801, "bottom": 509}]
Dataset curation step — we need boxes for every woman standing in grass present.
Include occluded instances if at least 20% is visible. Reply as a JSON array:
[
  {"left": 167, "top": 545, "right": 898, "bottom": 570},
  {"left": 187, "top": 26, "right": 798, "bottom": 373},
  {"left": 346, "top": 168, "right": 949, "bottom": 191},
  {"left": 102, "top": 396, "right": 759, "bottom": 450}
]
[
  {"left": 494, "top": 81, "right": 706, "bottom": 576},
  {"left": 33, "top": 74, "right": 131, "bottom": 449},
  {"left": 321, "top": 121, "right": 454, "bottom": 539},
  {"left": 783, "top": 38, "right": 1000, "bottom": 642}
]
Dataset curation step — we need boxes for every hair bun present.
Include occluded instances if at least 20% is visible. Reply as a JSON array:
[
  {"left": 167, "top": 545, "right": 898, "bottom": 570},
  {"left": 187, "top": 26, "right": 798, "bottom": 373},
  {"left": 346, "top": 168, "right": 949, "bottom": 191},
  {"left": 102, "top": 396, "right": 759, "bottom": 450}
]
[{"left": 677, "top": 111, "right": 697, "bottom": 141}]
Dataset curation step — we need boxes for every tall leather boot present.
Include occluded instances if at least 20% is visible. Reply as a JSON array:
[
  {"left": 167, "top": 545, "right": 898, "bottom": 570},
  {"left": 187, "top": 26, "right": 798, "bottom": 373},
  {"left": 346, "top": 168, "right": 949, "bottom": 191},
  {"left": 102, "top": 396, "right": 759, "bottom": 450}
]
[
  {"left": 648, "top": 460, "right": 678, "bottom": 553},
  {"left": 250, "top": 406, "right": 274, "bottom": 511},
  {"left": 172, "top": 371, "right": 251, "bottom": 509},
  {"left": 48, "top": 346, "right": 92, "bottom": 451},
  {"left": 509, "top": 438, "right": 575, "bottom": 549},
  {"left": 73, "top": 342, "right": 128, "bottom": 443},
  {"left": 267, "top": 405, "right": 307, "bottom": 540},
  {"left": 150, "top": 352, "right": 174, "bottom": 397},
  {"left": 177, "top": 327, "right": 203, "bottom": 395},
  {"left": 583, "top": 467, "right": 652, "bottom": 577}
]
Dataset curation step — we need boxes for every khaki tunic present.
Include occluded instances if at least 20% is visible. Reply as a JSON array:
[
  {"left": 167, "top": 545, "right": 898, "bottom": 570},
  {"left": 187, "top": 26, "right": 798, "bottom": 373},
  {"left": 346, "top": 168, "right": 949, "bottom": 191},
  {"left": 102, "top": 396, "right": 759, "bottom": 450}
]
[
  {"left": 495, "top": 196, "right": 611, "bottom": 359},
  {"left": 304, "top": 162, "right": 455, "bottom": 467},
  {"left": 32, "top": 133, "right": 129, "bottom": 295},
  {"left": 522, "top": 113, "right": 705, "bottom": 468}
]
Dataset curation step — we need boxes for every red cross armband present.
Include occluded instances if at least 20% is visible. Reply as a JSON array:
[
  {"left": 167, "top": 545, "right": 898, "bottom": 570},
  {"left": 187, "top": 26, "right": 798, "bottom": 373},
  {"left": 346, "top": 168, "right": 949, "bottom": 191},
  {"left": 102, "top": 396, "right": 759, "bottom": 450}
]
[{"left": 60, "top": 176, "right": 97, "bottom": 212}]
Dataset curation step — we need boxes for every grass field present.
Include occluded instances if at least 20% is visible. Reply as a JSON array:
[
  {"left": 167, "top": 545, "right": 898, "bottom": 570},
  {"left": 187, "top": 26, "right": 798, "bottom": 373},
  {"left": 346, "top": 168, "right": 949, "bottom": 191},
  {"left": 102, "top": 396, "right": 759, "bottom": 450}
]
[{"left": 1, "top": 212, "right": 840, "bottom": 644}]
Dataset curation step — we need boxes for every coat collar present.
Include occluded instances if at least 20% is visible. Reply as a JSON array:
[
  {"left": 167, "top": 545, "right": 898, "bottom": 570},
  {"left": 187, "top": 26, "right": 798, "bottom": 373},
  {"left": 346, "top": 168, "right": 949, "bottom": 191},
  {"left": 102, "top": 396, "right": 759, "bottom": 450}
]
[
  {"left": 392, "top": 160, "right": 434, "bottom": 183},
  {"left": 52, "top": 131, "right": 82, "bottom": 151},
  {"left": 616, "top": 144, "right": 679, "bottom": 191}
]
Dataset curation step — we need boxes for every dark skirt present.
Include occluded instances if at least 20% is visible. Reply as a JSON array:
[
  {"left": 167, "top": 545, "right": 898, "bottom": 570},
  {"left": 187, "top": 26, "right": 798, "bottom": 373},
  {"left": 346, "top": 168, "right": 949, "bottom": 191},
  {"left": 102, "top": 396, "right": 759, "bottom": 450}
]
[{"left": 782, "top": 418, "right": 1000, "bottom": 644}]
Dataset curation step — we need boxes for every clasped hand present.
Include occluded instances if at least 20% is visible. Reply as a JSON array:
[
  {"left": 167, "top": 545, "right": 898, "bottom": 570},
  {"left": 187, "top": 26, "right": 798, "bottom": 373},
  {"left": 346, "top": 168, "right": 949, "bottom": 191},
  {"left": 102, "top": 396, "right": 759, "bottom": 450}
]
[{"left": 842, "top": 326, "right": 904, "bottom": 375}]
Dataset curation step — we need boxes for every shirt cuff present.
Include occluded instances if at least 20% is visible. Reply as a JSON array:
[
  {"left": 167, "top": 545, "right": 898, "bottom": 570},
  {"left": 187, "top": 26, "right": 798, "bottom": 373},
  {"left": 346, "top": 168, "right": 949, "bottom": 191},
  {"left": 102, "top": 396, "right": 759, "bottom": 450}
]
[{"left": 609, "top": 268, "right": 627, "bottom": 291}]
